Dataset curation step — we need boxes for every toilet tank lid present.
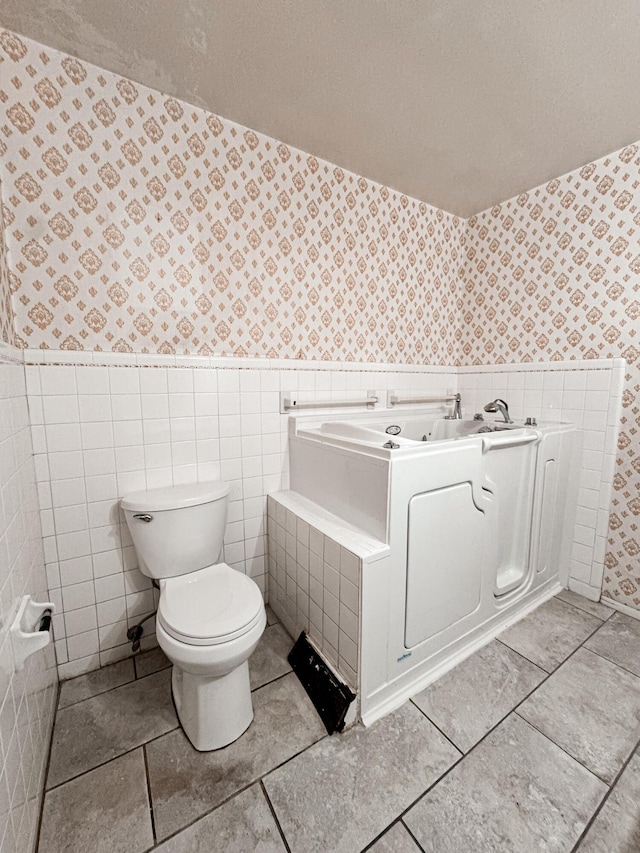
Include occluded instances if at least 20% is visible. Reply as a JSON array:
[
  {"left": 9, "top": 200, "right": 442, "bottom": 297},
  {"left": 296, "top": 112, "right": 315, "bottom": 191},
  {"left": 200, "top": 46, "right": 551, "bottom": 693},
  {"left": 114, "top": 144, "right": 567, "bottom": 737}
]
[{"left": 120, "top": 480, "right": 229, "bottom": 512}]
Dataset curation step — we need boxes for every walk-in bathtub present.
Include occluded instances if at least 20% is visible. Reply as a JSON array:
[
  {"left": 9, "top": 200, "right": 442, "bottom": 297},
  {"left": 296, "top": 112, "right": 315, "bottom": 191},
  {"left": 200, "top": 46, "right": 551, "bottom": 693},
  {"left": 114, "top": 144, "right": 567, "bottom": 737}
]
[{"left": 267, "top": 410, "right": 580, "bottom": 725}]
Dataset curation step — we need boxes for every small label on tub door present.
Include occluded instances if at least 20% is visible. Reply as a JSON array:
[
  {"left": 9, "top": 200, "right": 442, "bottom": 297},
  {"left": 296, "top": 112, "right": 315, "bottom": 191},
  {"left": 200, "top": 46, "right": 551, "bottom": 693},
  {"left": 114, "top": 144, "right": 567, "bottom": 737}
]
[{"left": 397, "top": 651, "right": 412, "bottom": 662}]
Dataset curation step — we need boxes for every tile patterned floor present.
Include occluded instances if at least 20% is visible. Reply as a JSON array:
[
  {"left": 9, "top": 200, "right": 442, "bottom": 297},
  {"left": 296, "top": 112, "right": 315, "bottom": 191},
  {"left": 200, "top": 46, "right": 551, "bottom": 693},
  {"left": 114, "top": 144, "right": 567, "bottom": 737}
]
[{"left": 36, "top": 596, "right": 640, "bottom": 853}]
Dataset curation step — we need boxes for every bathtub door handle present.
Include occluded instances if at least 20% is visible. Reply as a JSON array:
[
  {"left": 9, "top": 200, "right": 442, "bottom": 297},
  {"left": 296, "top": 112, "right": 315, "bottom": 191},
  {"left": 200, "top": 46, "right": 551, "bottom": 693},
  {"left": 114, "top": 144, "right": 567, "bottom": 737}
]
[{"left": 481, "top": 432, "right": 537, "bottom": 453}]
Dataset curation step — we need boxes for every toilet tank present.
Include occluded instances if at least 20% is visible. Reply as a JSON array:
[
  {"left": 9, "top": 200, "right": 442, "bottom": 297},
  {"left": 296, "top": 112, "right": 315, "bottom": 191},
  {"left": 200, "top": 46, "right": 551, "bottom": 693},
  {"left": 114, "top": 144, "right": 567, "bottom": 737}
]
[{"left": 121, "top": 481, "right": 230, "bottom": 579}]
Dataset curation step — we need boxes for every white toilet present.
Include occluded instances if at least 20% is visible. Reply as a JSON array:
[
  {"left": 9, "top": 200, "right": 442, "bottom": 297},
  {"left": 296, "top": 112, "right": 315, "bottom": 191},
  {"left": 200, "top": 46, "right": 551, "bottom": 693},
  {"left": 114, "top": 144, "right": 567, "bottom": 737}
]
[{"left": 120, "top": 480, "right": 266, "bottom": 751}]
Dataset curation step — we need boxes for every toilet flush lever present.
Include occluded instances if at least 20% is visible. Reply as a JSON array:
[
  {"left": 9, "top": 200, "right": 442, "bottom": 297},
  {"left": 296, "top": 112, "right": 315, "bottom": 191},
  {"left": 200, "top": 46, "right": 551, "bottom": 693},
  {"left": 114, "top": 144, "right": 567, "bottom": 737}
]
[{"left": 133, "top": 513, "right": 153, "bottom": 523}]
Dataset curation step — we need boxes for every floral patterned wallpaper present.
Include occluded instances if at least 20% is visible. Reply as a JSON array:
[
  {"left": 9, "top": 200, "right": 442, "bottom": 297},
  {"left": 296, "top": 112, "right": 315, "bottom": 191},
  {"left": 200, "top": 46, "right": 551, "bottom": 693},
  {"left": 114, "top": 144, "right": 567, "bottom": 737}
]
[
  {"left": 0, "top": 29, "right": 462, "bottom": 363},
  {"left": 0, "top": 185, "right": 12, "bottom": 344},
  {"left": 0, "top": 28, "right": 638, "bottom": 611},
  {"left": 460, "top": 143, "right": 640, "bottom": 608}
]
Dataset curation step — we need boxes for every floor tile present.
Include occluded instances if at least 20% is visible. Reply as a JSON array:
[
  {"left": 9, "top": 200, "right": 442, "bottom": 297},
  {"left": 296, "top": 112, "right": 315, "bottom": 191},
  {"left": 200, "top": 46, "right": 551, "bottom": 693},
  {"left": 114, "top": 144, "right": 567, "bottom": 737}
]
[
  {"left": 153, "top": 784, "right": 286, "bottom": 852},
  {"left": 264, "top": 701, "right": 461, "bottom": 853},
  {"left": 250, "top": 623, "right": 293, "bottom": 690},
  {"left": 556, "top": 589, "right": 613, "bottom": 621},
  {"left": 135, "top": 646, "right": 171, "bottom": 679},
  {"left": 519, "top": 647, "right": 640, "bottom": 783},
  {"left": 412, "top": 640, "right": 545, "bottom": 752},
  {"left": 498, "top": 597, "right": 602, "bottom": 671},
  {"left": 146, "top": 673, "right": 326, "bottom": 841},
  {"left": 47, "top": 669, "right": 177, "bottom": 788},
  {"left": 584, "top": 612, "right": 640, "bottom": 677},
  {"left": 366, "top": 822, "right": 421, "bottom": 852},
  {"left": 38, "top": 749, "right": 153, "bottom": 853},
  {"left": 58, "top": 659, "right": 135, "bottom": 709},
  {"left": 404, "top": 713, "right": 606, "bottom": 853},
  {"left": 578, "top": 751, "right": 640, "bottom": 852}
]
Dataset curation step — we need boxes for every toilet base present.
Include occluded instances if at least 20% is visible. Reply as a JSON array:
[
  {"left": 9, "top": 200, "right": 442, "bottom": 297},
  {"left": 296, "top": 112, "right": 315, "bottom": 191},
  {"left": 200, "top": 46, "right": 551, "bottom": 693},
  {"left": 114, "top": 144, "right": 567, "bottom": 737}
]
[{"left": 172, "top": 660, "right": 254, "bottom": 751}]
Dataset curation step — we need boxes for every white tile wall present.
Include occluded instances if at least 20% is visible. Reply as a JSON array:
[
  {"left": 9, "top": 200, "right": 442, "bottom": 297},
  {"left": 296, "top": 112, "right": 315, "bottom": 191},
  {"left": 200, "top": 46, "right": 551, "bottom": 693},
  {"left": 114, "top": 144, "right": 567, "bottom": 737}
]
[
  {"left": 25, "top": 350, "right": 455, "bottom": 679},
  {"left": 22, "top": 348, "right": 623, "bottom": 680},
  {"left": 457, "top": 358, "right": 624, "bottom": 599},
  {"left": 267, "top": 495, "right": 361, "bottom": 689},
  {"left": 0, "top": 346, "right": 57, "bottom": 853}
]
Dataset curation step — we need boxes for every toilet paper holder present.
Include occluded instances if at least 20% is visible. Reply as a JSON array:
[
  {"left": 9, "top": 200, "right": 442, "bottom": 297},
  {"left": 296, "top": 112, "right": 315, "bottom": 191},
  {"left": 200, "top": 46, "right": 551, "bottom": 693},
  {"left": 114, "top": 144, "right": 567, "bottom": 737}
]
[{"left": 10, "top": 595, "right": 55, "bottom": 671}]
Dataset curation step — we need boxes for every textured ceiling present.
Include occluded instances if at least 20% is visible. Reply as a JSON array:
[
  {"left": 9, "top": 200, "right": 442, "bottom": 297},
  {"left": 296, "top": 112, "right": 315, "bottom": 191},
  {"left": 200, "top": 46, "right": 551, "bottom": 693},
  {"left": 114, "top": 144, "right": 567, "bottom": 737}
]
[{"left": 1, "top": 0, "right": 639, "bottom": 217}]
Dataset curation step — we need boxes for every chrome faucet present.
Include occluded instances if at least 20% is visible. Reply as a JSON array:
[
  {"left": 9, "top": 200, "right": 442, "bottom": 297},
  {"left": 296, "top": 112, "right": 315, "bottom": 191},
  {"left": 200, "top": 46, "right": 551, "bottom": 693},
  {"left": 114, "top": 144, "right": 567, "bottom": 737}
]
[
  {"left": 483, "top": 398, "right": 513, "bottom": 424},
  {"left": 444, "top": 393, "right": 462, "bottom": 420}
]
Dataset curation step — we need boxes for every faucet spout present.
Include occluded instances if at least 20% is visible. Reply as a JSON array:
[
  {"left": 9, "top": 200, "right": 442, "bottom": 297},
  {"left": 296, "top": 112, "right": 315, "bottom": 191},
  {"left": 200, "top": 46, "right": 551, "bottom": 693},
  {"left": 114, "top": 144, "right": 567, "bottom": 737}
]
[
  {"left": 444, "top": 393, "right": 463, "bottom": 420},
  {"left": 452, "top": 393, "right": 462, "bottom": 419},
  {"left": 483, "top": 398, "right": 513, "bottom": 424}
]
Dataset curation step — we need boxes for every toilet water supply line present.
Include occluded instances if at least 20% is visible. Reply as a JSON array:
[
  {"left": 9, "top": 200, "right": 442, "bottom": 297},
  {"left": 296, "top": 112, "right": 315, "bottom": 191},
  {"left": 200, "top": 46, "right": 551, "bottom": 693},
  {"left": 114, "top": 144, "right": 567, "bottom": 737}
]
[{"left": 127, "top": 580, "right": 160, "bottom": 652}]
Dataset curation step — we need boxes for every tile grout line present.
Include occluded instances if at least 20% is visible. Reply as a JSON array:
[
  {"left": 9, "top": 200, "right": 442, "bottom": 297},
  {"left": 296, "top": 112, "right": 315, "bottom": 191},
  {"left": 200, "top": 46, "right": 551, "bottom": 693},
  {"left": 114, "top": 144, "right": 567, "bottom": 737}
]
[
  {"left": 556, "top": 595, "right": 614, "bottom": 622},
  {"left": 512, "top": 710, "right": 612, "bottom": 786},
  {"left": 44, "top": 670, "right": 324, "bottom": 848},
  {"left": 147, "top": 778, "right": 266, "bottom": 849},
  {"left": 478, "top": 602, "right": 640, "bottom": 834},
  {"left": 400, "top": 818, "right": 428, "bottom": 853},
  {"left": 251, "top": 668, "right": 293, "bottom": 694},
  {"left": 44, "top": 724, "right": 181, "bottom": 794},
  {"left": 569, "top": 736, "right": 640, "bottom": 852},
  {"left": 48, "top": 600, "right": 552, "bottom": 805},
  {"left": 493, "top": 634, "right": 553, "bottom": 671},
  {"left": 494, "top": 590, "right": 612, "bottom": 673},
  {"left": 45, "top": 664, "right": 293, "bottom": 795},
  {"left": 142, "top": 744, "right": 157, "bottom": 847},
  {"left": 260, "top": 779, "right": 292, "bottom": 853},
  {"left": 383, "top": 600, "right": 623, "bottom": 834},
  {"left": 39, "top": 593, "right": 633, "bottom": 849},
  {"left": 409, "top": 699, "right": 464, "bottom": 756},
  {"left": 56, "top": 660, "right": 170, "bottom": 711},
  {"left": 359, "top": 816, "right": 426, "bottom": 852},
  {"left": 498, "top": 602, "right": 640, "bottom": 700},
  {"left": 57, "top": 673, "right": 137, "bottom": 711},
  {"left": 144, "top": 729, "right": 329, "bottom": 851},
  {"left": 498, "top": 601, "right": 629, "bottom": 743},
  {"left": 33, "top": 682, "right": 61, "bottom": 853},
  {"left": 393, "top": 697, "right": 540, "bottom": 829},
  {"left": 580, "top": 643, "right": 640, "bottom": 682}
]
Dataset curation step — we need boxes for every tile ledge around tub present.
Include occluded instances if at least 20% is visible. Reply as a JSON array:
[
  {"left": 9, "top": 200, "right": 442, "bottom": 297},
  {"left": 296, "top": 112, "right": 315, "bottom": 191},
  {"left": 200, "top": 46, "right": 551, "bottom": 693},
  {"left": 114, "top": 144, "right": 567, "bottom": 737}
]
[{"left": 269, "top": 490, "right": 390, "bottom": 562}]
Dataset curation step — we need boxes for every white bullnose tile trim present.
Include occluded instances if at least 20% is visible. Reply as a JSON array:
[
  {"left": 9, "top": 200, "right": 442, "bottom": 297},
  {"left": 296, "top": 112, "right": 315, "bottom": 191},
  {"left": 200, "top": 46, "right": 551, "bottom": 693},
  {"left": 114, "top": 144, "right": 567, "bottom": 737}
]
[
  {"left": 22, "top": 348, "right": 457, "bottom": 373},
  {"left": 271, "top": 490, "right": 390, "bottom": 562},
  {"left": 456, "top": 357, "right": 625, "bottom": 374},
  {"left": 0, "top": 340, "right": 23, "bottom": 364},
  {"left": 23, "top": 349, "right": 625, "bottom": 377}
]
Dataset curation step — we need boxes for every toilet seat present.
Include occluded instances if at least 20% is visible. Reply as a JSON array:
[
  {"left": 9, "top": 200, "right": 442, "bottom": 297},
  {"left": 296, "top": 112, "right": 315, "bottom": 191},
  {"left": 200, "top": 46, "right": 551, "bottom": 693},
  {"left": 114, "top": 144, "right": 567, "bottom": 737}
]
[{"left": 158, "top": 562, "right": 264, "bottom": 647}]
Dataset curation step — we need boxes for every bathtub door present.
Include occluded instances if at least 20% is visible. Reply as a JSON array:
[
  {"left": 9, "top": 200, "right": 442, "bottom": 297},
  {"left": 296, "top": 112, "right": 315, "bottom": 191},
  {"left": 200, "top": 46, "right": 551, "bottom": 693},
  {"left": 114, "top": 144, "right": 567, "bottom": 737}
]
[
  {"left": 404, "top": 481, "right": 484, "bottom": 648},
  {"left": 483, "top": 440, "right": 537, "bottom": 596}
]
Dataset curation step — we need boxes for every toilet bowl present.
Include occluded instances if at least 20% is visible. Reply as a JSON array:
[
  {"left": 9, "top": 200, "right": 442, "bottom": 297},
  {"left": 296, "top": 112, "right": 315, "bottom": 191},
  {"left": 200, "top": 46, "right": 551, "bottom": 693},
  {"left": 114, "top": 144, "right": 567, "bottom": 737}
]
[{"left": 121, "top": 481, "right": 266, "bottom": 751}]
